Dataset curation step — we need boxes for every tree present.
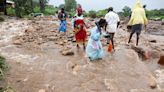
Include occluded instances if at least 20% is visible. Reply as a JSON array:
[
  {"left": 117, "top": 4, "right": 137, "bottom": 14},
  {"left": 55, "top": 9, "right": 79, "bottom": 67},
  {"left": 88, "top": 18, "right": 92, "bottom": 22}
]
[
  {"left": 96, "top": 9, "right": 108, "bottom": 18},
  {"left": 4, "top": 0, "right": 7, "bottom": 15},
  {"left": 12, "top": 0, "right": 37, "bottom": 17},
  {"left": 122, "top": 6, "right": 131, "bottom": 17},
  {"left": 64, "top": 0, "right": 77, "bottom": 12},
  {"left": 30, "top": 0, "right": 34, "bottom": 12},
  {"left": 13, "top": 0, "right": 25, "bottom": 17},
  {"left": 0, "top": 0, "right": 7, "bottom": 15},
  {"left": 88, "top": 10, "right": 97, "bottom": 18},
  {"left": 39, "top": 0, "right": 47, "bottom": 13}
]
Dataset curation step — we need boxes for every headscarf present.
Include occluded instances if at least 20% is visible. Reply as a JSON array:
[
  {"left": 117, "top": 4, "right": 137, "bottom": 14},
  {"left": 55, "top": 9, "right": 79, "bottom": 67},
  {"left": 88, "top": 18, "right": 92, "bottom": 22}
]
[
  {"left": 133, "top": 0, "right": 143, "bottom": 11},
  {"left": 128, "top": 0, "right": 148, "bottom": 25},
  {"left": 76, "top": 4, "right": 83, "bottom": 16}
]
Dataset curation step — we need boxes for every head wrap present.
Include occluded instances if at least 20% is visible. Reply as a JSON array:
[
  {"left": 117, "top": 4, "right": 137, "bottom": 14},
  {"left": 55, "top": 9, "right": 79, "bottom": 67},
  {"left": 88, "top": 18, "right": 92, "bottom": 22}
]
[
  {"left": 76, "top": 4, "right": 83, "bottom": 16},
  {"left": 133, "top": 0, "right": 143, "bottom": 11}
]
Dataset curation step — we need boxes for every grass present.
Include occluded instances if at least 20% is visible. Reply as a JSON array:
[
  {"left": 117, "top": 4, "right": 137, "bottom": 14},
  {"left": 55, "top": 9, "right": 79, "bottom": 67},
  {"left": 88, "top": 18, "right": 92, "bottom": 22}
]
[
  {"left": 0, "top": 56, "right": 8, "bottom": 80},
  {"left": 0, "top": 86, "right": 15, "bottom": 92},
  {"left": 0, "top": 56, "right": 13, "bottom": 92},
  {"left": 149, "top": 16, "right": 164, "bottom": 20}
]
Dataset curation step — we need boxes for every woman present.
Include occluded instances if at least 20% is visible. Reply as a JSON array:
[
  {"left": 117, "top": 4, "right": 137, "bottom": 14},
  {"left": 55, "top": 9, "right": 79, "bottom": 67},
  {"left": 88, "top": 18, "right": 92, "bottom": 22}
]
[
  {"left": 74, "top": 5, "right": 87, "bottom": 50},
  {"left": 86, "top": 19, "right": 107, "bottom": 61}
]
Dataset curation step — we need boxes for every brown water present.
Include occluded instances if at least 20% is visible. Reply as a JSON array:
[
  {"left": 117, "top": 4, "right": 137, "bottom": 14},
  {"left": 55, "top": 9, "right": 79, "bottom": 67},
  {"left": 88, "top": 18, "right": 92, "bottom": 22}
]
[{"left": 0, "top": 18, "right": 163, "bottom": 92}]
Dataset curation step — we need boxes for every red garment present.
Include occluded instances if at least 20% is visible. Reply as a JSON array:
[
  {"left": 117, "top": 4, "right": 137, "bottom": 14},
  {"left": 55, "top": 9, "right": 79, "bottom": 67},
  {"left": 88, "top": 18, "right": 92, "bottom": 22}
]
[{"left": 74, "top": 19, "right": 87, "bottom": 43}]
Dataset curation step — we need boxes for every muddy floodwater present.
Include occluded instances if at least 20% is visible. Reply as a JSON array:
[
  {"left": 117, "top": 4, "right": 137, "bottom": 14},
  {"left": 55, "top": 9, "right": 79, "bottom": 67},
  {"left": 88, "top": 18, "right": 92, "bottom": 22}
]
[{"left": 0, "top": 17, "right": 164, "bottom": 92}]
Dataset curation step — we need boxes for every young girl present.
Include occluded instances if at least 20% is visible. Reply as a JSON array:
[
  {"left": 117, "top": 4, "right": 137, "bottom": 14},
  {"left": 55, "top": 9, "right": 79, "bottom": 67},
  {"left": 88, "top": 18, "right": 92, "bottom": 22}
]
[{"left": 86, "top": 19, "right": 107, "bottom": 61}]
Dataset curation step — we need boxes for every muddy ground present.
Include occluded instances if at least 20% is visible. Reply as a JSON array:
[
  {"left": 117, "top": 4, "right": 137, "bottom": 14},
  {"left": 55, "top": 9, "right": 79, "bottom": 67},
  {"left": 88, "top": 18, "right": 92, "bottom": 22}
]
[{"left": 0, "top": 16, "right": 164, "bottom": 92}]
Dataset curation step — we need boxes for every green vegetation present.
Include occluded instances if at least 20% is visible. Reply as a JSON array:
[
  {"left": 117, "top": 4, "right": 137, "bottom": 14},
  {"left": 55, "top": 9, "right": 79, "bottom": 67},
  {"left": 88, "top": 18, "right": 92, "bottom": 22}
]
[
  {"left": 4, "top": 0, "right": 164, "bottom": 19},
  {"left": 118, "top": 6, "right": 164, "bottom": 20},
  {"left": 0, "top": 56, "right": 10, "bottom": 92},
  {"left": 65, "top": 0, "right": 77, "bottom": 12},
  {"left": 0, "top": 86, "right": 15, "bottom": 92},
  {"left": 122, "top": 6, "right": 131, "bottom": 17},
  {"left": 96, "top": 9, "right": 108, "bottom": 18},
  {"left": 88, "top": 10, "right": 97, "bottom": 18},
  {"left": 86, "top": 9, "right": 108, "bottom": 18},
  {"left": 5, "top": 0, "right": 76, "bottom": 18},
  {"left": 146, "top": 9, "right": 164, "bottom": 20},
  {"left": 0, "top": 56, "right": 8, "bottom": 80},
  {"left": 6, "top": 0, "right": 50, "bottom": 17},
  {"left": 6, "top": 5, "right": 58, "bottom": 17}
]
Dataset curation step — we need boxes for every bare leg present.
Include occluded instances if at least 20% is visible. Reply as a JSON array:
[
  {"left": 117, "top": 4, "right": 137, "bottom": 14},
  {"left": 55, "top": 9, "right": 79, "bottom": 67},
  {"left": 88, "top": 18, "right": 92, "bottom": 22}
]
[
  {"left": 107, "top": 37, "right": 110, "bottom": 44},
  {"left": 77, "top": 44, "right": 80, "bottom": 48},
  {"left": 128, "top": 32, "right": 134, "bottom": 43},
  {"left": 83, "top": 42, "right": 86, "bottom": 50},
  {"left": 136, "top": 32, "right": 140, "bottom": 46},
  {"left": 110, "top": 33, "right": 115, "bottom": 49}
]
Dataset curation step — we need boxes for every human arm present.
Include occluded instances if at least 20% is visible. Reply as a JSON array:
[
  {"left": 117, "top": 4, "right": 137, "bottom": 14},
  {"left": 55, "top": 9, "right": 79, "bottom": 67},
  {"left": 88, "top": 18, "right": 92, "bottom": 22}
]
[{"left": 117, "top": 14, "right": 120, "bottom": 28}]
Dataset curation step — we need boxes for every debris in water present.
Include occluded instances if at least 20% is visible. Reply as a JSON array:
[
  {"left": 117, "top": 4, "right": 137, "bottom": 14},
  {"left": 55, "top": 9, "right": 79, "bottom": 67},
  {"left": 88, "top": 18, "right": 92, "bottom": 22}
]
[
  {"left": 158, "top": 55, "right": 164, "bottom": 65},
  {"left": 13, "top": 39, "right": 22, "bottom": 45},
  {"left": 149, "top": 40, "right": 157, "bottom": 43}
]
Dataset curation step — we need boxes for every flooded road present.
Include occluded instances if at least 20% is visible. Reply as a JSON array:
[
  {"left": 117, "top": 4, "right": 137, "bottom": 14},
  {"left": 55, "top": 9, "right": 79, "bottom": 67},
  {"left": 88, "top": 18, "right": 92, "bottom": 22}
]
[{"left": 0, "top": 17, "right": 164, "bottom": 92}]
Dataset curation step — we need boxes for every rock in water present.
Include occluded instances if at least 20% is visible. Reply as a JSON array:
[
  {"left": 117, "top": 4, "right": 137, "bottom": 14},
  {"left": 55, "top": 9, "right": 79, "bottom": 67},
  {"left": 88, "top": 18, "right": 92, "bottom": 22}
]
[
  {"left": 13, "top": 39, "right": 22, "bottom": 45},
  {"left": 148, "top": 74, "right": 157, "bottom": 89},
  {"left": 161, "top": 21, "right": 164, "bottom": 25},
  {"left": 63, "top": 40, "right": 68, "bottom": 43},
  {"left": 131, "top": 46, "right": 147, "bottom": 59},
  {"left": 25, "top": 28, "right": 34, "bottom": 33},
  {"left": 149, "top": 40, "right": 157, "bottom": 43},
  {"left": 47, "top": 36, "right": 58, "bottom": 41},
  {"left": 62, "top": 50, "right": 74, "bottom": 56},
  {"left": 158, "top": 55, "right": 164, "bottom": 65},
  {"left": 59, "top": 41, "right": 64, "bottom": 46}
]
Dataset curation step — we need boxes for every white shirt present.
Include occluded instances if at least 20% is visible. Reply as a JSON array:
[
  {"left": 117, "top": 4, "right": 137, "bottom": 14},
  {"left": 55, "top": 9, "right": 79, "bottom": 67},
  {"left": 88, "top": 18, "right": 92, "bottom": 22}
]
[{"left": 105, "top": 11, "right": 120, "bottom": 33}]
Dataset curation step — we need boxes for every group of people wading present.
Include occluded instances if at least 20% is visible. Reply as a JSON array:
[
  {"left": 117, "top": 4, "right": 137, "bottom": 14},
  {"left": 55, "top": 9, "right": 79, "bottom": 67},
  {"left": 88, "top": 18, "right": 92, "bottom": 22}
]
[{"left": 58, "top": 0, "right": 148, "bottom": 61}]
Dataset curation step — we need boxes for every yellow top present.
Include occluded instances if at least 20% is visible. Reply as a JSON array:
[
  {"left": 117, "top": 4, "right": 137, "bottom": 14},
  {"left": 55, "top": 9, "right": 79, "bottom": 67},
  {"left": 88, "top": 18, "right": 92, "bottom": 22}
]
[{"left": 128, "top": 0, "right": 148, "bottom": 25}]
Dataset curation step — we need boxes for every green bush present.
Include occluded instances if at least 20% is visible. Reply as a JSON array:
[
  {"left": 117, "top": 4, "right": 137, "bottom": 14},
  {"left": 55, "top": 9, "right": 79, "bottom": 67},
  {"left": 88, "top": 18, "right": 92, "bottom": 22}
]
[
  {"left": 88, "top": 10, "right": 97, "bottom": 18},
  {"left": 0, "top": 86, "right": 15, "bottom": 92},
  {"left": 0, "top": 56, "right": 7, "bottom": 80},
  {"left": 149, "top": 16, "right": 164, "bottom": 20},
  {"left": 33, "top": 6, "right": 41, "bottom": 13},
  {"left": 0, "top": 56, "right": 12, "bottom": 92},
  {"left": 33, "top": 6, "right": 57, "bottom": 15},
  {"left": 160, "top": 16, "right": 164, "bottom": 20},
  {"left": 7, "top": 7, "right": 15, "bottom": 16},
  {"left": 96, "top": 9, "right": 108, "bottom": 18},
  {"left": 44, "top": 6, "right": 57, "bottom": 15},
  {"left": 69, "top": 10, "right": 76, "bottom": 17}
]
